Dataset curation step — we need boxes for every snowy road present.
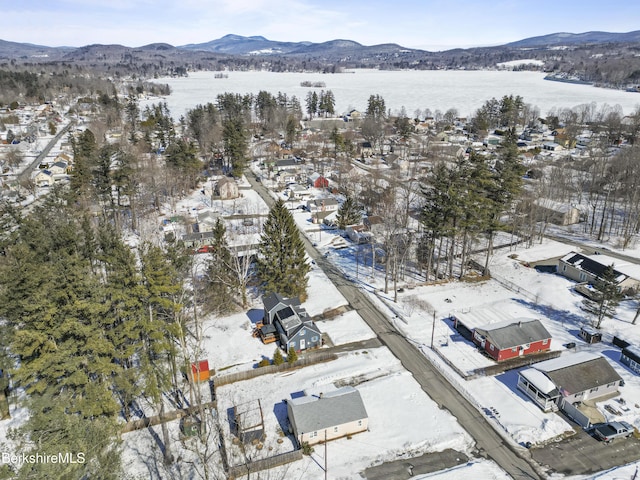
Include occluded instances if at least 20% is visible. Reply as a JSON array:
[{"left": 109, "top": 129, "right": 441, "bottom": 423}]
[{"left": 247, "top": 172, "right": 544, "bottom": 480}]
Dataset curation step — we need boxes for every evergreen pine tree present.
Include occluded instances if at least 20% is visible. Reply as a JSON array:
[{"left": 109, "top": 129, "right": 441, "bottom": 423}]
[
  {"left": 204, "top": 219, "right": 236, "bottom": 315},
  {"left": 287, "top": 347, "right": 298, "bottom": 363},
  {"left": 582, "top": 264, "right": 623, "bottom": 328},
  {"left": 336, "top": 195, "right": 362, "bottom": 230},
  {"left": 257, "top": 199, "right": 310, "bottom": 300},
  {"left": 0, "top": 200, "right": 123, "bottom": 478},
  {"left": 273, "top": 348, "right": 284, "bottom": 366}
]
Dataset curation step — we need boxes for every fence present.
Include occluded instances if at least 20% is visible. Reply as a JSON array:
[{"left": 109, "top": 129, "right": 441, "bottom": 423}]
[
  {"left": 490, "top": 271, "right": 540, "bottom": 304},
  {"left": 214, "top": 352, "right": 338, "bottom": 387},
  {"left": 227, "top": 449, "right": 303, "bottom": 479},
  {"left": 561, "top": 399, "right": 591, "bottom": 428},
  {"left": 473, "top": 350, "right": 562, "bottom": 377}
]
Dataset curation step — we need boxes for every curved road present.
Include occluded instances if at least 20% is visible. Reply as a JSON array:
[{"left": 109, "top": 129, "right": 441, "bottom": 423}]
[{"left": 246, "top": 172, "right": 544, "bottom": 480}]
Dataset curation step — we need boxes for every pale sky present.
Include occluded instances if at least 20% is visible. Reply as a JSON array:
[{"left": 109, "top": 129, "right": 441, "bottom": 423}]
[{"left": 3, "top": 0, "right": 639, "bottom": 51}]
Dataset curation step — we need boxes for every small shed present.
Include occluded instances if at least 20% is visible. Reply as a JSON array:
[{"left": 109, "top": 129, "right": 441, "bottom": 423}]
[
  {"left": 579, "top": 326, "right": 602, "bottom": 344},
  {"left": 191, "top": 359, "right": 210, "bottom": 383}
]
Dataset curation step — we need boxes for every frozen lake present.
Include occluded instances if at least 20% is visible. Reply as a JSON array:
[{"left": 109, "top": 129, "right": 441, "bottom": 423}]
[{"left": 148, "top": 69, "right": 640, "bottom": 120}]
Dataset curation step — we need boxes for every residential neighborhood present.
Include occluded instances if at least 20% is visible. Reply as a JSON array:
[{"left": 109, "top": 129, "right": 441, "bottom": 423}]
[{"left": 3, "top": 53, "right": 640, "bottom": 480}]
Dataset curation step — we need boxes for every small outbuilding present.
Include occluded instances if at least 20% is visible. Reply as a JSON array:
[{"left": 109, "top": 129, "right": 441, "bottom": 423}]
[
  {"left": 620, "top": 346, "right": 640, "bottom": 375},
  {"left": 579, "top": 326, "right": 602, "bottom": 344}
]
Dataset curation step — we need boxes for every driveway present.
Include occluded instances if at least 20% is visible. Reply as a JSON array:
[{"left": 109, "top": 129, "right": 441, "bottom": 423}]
[{"left": 531, "top": 421, "right": 640, "bottom": 476}]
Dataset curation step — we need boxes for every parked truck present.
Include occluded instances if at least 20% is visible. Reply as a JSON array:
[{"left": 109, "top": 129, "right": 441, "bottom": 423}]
[{"left": 593, "top": 421, "right": 635, "bottom": 443}]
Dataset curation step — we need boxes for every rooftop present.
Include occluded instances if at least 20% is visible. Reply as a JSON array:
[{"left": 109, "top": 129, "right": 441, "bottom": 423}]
[{"left": 288, "top": 386, "right": 368, "bottom": 434}]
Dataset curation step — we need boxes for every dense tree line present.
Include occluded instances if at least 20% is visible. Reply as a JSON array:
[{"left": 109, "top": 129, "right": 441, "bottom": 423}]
[
  {"left": 0, "top": 66, "right": 168, "bottom": 108},
  {"left": 0, "top": 189, "right": 195, "bottom": 478}
]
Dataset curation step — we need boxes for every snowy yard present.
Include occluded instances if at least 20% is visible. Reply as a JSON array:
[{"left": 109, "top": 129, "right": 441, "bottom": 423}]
[{"left": 215, "top": 346, "right": 474, "bottom": 479}]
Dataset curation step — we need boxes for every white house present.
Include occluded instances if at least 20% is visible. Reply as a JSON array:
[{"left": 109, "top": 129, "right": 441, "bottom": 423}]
[
  {"left": 517, "top": 352, "right": 622, "bottom": 414},
  {"left": 286, "top": 386, "right": 368, "bottom": 446}
]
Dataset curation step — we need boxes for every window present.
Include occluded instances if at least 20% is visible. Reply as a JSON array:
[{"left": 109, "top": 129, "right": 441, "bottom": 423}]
[
  {"left": 490, "top": 344, "right": 495, "bottom": 351},
  {"left": 311, "top": 336, "right": 318, "bottom": 342},
  {"left": 310, "top": 431, "right": 317, "bottom": 438},
  {"left": 357, "top": 420, "right": 362, "bottom": 426},
  {"left": 542, "top": 339, "right": 548, "bottom": 345},
  {"left": 333, "top": 427, "right": 338, "bottom": 433},
  {"left": 607, "top": 382, "right": 617, "bottom": 388},
  {"left": 300, "top": 329, "right": 306, "bottom": 336},
  {"left": 523, "top": 343, "right": 530, "bottom": 350},
  {"left": 511, "top": 347, "right": 517, "bottom": 352},
  {"left": 590, "top": 387, "right": 599, "bottom": 393}
]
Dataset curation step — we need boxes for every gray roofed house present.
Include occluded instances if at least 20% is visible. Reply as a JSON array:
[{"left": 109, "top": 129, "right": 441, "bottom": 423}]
[
  {"left": 274, "top": 158, "right": 299, "bottom": 171},
  {"left": 181, "top": 231, "right": 215, "bottom": 248},
  {"left": 215, "top": 177, "right": 239, "bottom": 199},
  {"left": 263, "top": 293, "right": 301, "bottom": 325},
  {"left": 262, "top": 293, "right": 321, "bottom": 352},
  {"left": 473, "top": 318, "right": 552, "bottom": 362},
  {"left": 197, "top": 209, "right": 221, "bottom": 233},
  {"left": 306, "top": 197, "right": 339, "bottom": 213},
  {"left": 286, "top": 386, "right": 368, "bottom": 446},
  {"left": 518, "top": 352, "right": 623, "bottom": 413},
  {"left": 539, "top": 353, "right": 622, "bottom": 401}
]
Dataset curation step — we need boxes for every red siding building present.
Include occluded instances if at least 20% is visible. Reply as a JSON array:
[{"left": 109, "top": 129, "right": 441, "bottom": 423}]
[{"left": 473, "top": 319, "right": 552, "bottom": 362}]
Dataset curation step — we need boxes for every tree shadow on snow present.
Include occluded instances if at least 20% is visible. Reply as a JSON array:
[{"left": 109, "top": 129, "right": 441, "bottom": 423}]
[{"left": 513, "top": 298, "right": 584, "bottom": 327}]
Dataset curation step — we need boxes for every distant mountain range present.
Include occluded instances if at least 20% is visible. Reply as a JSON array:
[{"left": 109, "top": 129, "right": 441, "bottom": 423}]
[
  {"left": 505, "top": 30, "right": 640, "bottom": 48},
  {"left": 179, "top": 34, "right": 413, "bottom": 56},
  {"left": 2, "top": 30, "right": 639, "bottom": 60},
  {"left": 3, "top": 31, "right": 640, "bottom": 88}
]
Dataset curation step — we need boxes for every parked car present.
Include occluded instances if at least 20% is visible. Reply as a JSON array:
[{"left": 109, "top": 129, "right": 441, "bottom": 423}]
[{"left": 593, "top": 421, "right": 635, "bottom": 443}]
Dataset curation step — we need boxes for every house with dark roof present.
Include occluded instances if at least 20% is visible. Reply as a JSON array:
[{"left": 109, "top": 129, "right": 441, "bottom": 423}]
[
  {"left": 274, "top": 158, "right": 299, "bottom": 171},
  {"left": 473, "top": 318, "right": 552, "bottom": 362},
  {"left": 558, "top": 251, "right": 640, "bottom": 294},
  {"left": 306, "top": 197, "right": 339, "bottom": 214},
  {"left": 517, "top": 352, "right": 623, "bottom": 413},
  {"left": 263, "top": 293, "right": 301, "bottom": 325},
  {"left": 286, "top": 386, "right": 368, "bottom": 446},
  {"left": 262, "top": 293, "right": 322, "bottom": 352}
]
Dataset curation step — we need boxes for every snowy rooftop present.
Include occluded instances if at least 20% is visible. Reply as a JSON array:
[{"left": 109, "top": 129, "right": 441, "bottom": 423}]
[
  {"left": 532, "top": 351, "right": 600, "bottom": 373},
  {"left": 519, "top": 368, "right": 558, "bottom": 395},
  {"left": 452, "top": 304, "right": 525, "bottom": 331}
]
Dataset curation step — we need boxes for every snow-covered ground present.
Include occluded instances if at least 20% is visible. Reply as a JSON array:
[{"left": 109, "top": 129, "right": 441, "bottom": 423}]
[
  {"left": 160, "top": 178, "right": 640, "bottom": 478},
  {"left": 9, "top": 161, "right": 640, "bottom": 479},
  {"left": 215, "top": 346, "right": 474, "bottom": 479}
]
